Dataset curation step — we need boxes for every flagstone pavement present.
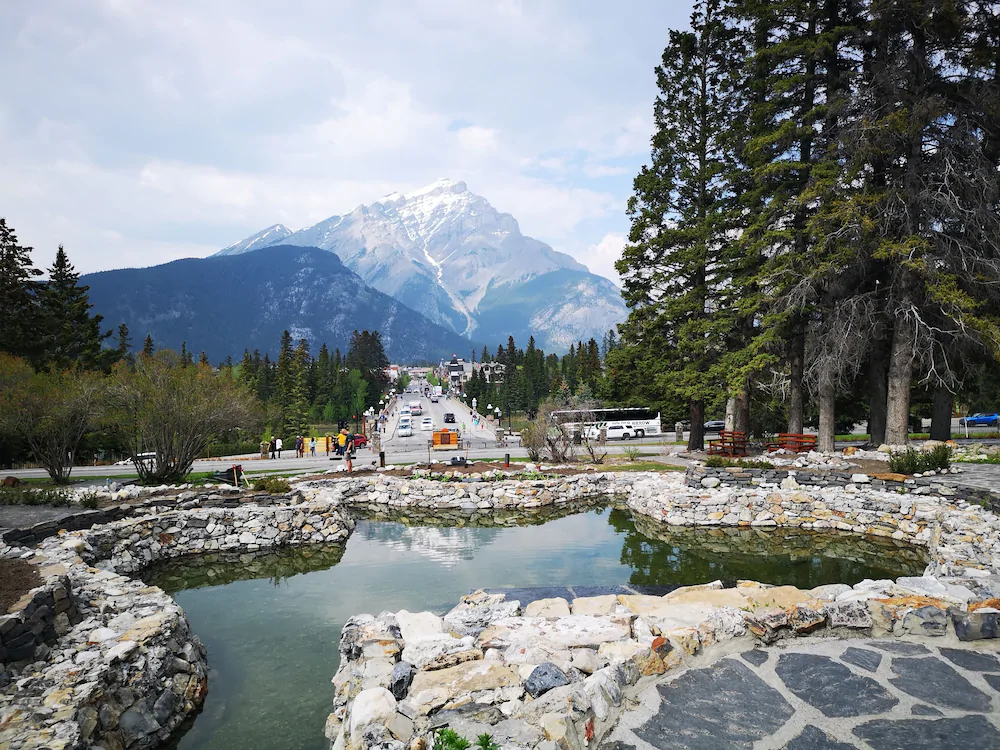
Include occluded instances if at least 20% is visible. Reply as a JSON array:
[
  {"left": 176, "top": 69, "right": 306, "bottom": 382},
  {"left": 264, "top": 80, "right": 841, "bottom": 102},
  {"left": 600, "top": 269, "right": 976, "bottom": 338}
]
[{"left": 602, "top": 638, "right": 1000, "bottom": 749}]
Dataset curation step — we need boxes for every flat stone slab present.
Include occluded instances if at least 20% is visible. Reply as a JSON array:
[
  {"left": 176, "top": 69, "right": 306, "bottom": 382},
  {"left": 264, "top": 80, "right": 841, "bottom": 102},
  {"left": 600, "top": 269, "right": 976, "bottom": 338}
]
[
  {"left": 776, "top": 653, "right": 898, "bottom": 717},
  {"left": 853, "top": 715, "right": 1000, "bottom": 748},
  {"left": 841, "top": 646, "right": 882, "bottom": 672},
  {"left": 634, "top": 658, "right": 793, "bottom": 749},
  {"left": 889, "top": 657, "right": 992, "bottom": 711},
  {"left": 604, "top": 639, "right": 1000, "bottom": 750}
]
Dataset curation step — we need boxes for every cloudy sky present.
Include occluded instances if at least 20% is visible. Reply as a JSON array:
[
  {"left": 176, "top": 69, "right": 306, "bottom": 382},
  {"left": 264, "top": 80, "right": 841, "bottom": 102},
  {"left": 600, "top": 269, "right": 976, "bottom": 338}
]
[{"left": 1, "top": 1, "right": 694, "bottom": 284}]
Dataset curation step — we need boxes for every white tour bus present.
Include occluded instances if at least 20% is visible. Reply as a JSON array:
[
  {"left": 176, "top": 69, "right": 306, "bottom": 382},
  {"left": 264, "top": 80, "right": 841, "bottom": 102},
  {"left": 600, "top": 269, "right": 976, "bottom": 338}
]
[{"left": 550, "top": 407, "right": 662, "bottom": 440}]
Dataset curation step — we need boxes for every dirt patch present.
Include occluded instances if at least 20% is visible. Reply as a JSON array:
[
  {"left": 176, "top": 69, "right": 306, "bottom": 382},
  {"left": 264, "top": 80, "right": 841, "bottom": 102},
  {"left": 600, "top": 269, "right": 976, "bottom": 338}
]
[
  {"left": 850, "top": 458, "right": 895, "bottom": 474},
  {"left": 0, "top": 558, "right": 42, "bottom": 614}
]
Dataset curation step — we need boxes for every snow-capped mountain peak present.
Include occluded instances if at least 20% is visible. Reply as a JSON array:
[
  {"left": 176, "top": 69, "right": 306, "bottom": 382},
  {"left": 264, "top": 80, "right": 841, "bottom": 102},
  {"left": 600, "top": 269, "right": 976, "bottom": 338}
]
[
  {"left": 217, "top": 223, "right": 293, "bottom": 256},
  {"left": 215, "top": 180, "right": 626, "bottom": 350}
]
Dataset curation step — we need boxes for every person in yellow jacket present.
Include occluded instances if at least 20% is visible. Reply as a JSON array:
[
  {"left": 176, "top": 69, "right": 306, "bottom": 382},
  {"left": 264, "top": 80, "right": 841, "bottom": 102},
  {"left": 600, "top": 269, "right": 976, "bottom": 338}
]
[{"left": 337, "top": 429, "right": 348, "bottom": 456}]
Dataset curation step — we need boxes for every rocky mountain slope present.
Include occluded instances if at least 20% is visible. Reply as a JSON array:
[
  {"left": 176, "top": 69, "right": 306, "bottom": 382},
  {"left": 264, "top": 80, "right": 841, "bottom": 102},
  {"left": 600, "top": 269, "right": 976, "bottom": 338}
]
[
  {"left": 83, "top": 246, "right": 477, "bottom": 362},
  {"left": 217, "top": 180, "right": 627, "bottom": 350}
]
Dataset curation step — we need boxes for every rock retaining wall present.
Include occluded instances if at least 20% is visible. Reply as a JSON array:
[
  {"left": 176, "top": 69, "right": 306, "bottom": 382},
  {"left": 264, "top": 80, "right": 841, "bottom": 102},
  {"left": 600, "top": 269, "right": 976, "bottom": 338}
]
[
  {"left": 686, "top": 464, "right": 1000, "bottom": 509},
  {"left": 314, "top": 470, "right": 1000, "bottom": 750},
  {"left": 1, "top": 498, "right": 355, "bottom": 749},
  {"left": 0, "top": 564, "right": 78, "bottom": 672},
  {"left": 328, "top": 574, "right": 1000, "bottom": 750},
  {"left": 303, "top": 471, "right": 1000, "bottom": 578}
]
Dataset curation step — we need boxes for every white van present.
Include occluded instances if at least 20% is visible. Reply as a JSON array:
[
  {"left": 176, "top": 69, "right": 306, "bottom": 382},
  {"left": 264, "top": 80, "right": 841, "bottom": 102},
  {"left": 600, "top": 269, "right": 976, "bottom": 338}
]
[{"left": 397, "top": 417, "right": 413, "bottom": 437}]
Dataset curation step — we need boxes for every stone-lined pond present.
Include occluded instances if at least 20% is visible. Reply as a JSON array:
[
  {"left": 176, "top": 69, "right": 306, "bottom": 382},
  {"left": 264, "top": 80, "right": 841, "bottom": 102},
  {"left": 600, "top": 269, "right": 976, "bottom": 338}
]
[{"left": 146, "top": 505, "right": 928, "bottom": 750}]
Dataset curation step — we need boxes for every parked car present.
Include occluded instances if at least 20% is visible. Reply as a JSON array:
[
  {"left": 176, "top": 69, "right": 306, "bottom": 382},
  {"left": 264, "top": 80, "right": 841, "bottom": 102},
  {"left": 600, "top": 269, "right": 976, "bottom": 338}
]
[
  {"left": 420, "top": 417, "right": 434, "bottom": 431},
  {"left": 703, "top": 419, "right": 726, "bottom": 431},
  {"left": 586, "top": 423, "right": 637, "bottom": 440},
  {"left": 960, "top": 412, "right": 1000, "bottom": 427},
  {"left": 443, "top": 413, "right": 456, "bottom": 424}
]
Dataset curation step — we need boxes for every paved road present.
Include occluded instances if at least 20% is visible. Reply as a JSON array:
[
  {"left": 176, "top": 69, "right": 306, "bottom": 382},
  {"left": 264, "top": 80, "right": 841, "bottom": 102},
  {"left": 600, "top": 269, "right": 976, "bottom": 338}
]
[{"left": 604, "top": 638, "right": 1000, "bottom": 750}]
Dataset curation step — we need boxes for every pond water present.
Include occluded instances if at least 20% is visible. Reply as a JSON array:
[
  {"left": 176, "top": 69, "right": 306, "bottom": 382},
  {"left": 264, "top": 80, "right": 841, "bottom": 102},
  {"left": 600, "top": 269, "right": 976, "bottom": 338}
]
[{"left": 146, "top": 506, "right": 927, "bottom": 750}]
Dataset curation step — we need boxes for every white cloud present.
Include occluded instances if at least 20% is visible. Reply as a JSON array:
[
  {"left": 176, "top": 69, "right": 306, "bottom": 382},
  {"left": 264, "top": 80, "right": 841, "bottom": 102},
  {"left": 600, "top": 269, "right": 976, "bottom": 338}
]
[
  {"left": 455, "top": 126, "right": 499, "bottom": 154},
  {"left": 577, "top": 232, "right": 626, "bottom": 286},
  {"left": 0, "top": 0, "right": 692, "bottom": 275}
]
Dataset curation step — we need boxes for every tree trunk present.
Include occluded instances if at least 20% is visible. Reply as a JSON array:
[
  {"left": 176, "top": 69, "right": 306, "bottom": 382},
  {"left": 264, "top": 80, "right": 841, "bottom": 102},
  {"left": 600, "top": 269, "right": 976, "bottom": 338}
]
[
  {"left": 868, "top": 337, "right": 889, "bottom": 445},
  {"left": 885, "top": 318, "right": 914, "bottom": 445},
  {"left": 734, "top": 387, "right": 750, "bottom": 435},
  {"left": 688, "top": 400, "right": 705, "bottom": 452},
  {"left": 930, "top": 386, "right": 953, "bottom": 442},
  {"left": 724, "top": 397, "right": 736, "bottom": 431},
  {"left": 818, "top": 380, "right": 836, "bottom": 453},
  {"left": 788, "top": 331, "right": 805, "bottom": 433}
]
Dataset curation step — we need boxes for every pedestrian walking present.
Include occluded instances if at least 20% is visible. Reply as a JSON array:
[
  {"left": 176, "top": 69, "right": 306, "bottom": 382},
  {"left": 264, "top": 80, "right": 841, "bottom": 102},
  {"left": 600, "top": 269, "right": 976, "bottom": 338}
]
[
  {"left": 269, "top": 437, "right": 276, "bottom": 459},
  {"left": 310, "top": 436, "right": 316, "bottom": 457},
  {"left": 276, "top": 436, "right": 283, "bottom": 458},
  {"left": 345, "top": 432, "right": 355, "bottom": 473}
]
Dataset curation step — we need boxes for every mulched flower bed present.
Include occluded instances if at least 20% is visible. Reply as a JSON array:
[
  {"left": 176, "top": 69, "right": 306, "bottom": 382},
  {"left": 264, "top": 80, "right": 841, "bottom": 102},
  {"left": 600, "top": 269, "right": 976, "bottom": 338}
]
[{"left": 0, "top": 558, "right": 41, "bottom": 614}]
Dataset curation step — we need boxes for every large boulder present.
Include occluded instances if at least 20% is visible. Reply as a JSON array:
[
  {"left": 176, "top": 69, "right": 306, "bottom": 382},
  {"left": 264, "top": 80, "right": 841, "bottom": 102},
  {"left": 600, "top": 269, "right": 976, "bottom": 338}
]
[
  {"left": 444, "top": 590, "right": 520, "bottom": 638},
  {"left": 524, "top": 662, "right": 570, "bottom": 698},
  {"left": 349, "top": 688, "right": 397, "bottom": 738},
  {"left": 478, "top": 615, "right": 633, "bottom": 651}
]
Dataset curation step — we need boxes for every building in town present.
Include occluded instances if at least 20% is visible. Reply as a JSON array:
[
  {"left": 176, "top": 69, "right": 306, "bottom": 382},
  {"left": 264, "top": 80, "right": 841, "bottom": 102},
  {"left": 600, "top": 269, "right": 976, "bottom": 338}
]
[
  {"left": 442, "top": 356, "right": 473, "bottom": 391},
  {"left": 479, "top": 361, "right": 506, "bottom": 384}
]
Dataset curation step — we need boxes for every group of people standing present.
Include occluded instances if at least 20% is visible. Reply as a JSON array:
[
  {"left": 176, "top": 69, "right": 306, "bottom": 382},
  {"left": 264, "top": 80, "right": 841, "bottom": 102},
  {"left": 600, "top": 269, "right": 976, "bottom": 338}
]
[
  {"left": 293, "top": 435, "right": 317, "bottom": 458},
  {"left": 262, "top": 435, "right": 319, "bottom": 459},
  {"left": 258, "top": 429, "right": 360, "bottom": 472}
]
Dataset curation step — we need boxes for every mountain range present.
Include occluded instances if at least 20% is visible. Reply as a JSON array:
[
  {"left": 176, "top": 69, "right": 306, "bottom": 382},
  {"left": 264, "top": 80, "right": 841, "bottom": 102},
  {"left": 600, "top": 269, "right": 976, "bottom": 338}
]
[
  {"left": 216, "top": 179, "right": 627, "bottom": 351},
  {"left": 82, "top": 246, "right": 477, "bottom": 362}
]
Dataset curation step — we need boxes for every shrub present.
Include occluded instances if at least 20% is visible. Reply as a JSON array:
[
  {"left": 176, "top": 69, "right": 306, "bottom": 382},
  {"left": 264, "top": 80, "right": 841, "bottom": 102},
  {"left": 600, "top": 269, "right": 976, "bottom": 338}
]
[
  {"left": 738, "top": 458, "right": 774, "bottom": 470},
  {"left": 888, "top": 445, "right": 951, "bottom": 474},
  {"left": 0, "top": 486, "right": 71, "bottom": 506},
  {"left": 252, "top": 477, "right": 292, "bottom": 494},
  {"left": 433, "top": 729, "right": 470, "bottom": 750},
  {"left": 432, "top": 730, "right": 498, "bottom": 750},
  {"left": 622, "top": 446, "right": 641, "bottom": 462},
  {"left": 78, "top": 492, "right": 101, "bottom": 509}
]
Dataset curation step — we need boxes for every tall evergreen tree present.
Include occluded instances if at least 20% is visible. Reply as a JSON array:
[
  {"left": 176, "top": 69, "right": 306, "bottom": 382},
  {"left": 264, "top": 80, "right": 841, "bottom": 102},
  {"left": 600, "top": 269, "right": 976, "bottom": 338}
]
[
  {"left": 616, "top": 0, "right": 745, "bottom": 449},
  {"left": 141, "top": 334, "right": 154, "bottom": 358},
  {"left": 36, "top": 245, "right": 110, "bottom": 371},
  {"left": 0, "top": 218, "right": 43, "bottom": 363}
]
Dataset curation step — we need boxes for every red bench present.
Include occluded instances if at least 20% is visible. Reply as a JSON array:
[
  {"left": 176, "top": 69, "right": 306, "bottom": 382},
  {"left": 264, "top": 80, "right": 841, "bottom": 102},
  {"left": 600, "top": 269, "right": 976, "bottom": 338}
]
[
  {"left": 765, "top": 433, "right": 817, "bottom": 453},
  {"left": 708, "top": 431, "right": 749, "bottom": 457}
]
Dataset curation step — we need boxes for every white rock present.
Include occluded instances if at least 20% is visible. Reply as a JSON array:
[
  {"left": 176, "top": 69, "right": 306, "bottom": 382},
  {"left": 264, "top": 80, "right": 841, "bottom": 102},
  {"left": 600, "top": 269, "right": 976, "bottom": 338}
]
[
  {"left": 394, "top": 610, "right": 443, "bottom": 642},
  {"left": 104, "top": 640, "right": 138, "bottom": 663},
  {"left": 525, "top": 598, "right": 571, "bottom": 618},
  {"left": 571, "top": 648, "right": 600, "bottom": 674},
  {"left": 87, "top": 627, "right": 117, "bottom": 644},
  {"left": 700, "top": 477, "right": 721, "bottom": 489},
  {"left": 894, "top": 576, "right": 976, "bottom": 604},
  {"left": 349, "top": 688, "right": 397, "bottom": 738},
  {"left": 401, "top": 633, "right": 477, "bottom": 669},
  {"left": 851, "top": 474, "right": 870, "bottom": 484}
]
